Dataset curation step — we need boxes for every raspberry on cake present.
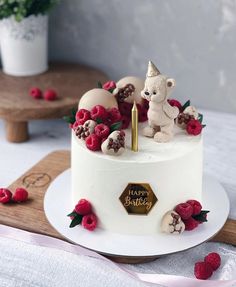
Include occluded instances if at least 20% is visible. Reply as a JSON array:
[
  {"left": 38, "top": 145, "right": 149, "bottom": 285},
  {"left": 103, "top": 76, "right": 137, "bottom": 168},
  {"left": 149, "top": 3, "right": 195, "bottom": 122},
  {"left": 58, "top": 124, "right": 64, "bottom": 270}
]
[
  {"left": 94, "top": 124, "right": 110, "bottom": 139},
  {"left": 85, "top": 134, "right": 101, "bottom": 151},
  {"left": 76, "top": 109, "right": 91, "bottom": 125},
  {"left": 91, "top": 105, "right": 108, "bottom": 122}
]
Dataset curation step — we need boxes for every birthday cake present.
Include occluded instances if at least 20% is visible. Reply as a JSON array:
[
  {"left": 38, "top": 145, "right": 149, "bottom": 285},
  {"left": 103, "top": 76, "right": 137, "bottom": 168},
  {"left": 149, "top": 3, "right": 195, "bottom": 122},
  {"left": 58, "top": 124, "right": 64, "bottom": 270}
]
[{"left": 67, "top": 61, "right": 207, "bottom": 235}]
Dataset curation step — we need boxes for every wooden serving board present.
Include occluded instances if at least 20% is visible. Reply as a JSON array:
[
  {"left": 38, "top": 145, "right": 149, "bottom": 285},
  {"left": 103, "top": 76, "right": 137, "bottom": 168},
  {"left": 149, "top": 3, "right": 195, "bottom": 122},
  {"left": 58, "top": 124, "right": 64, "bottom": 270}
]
[
  {"left": 0, "top": 63, "right": 108, "bottom": 143},
  {"left": 0, "top": 150, "right": 235, "bottom": 264}
]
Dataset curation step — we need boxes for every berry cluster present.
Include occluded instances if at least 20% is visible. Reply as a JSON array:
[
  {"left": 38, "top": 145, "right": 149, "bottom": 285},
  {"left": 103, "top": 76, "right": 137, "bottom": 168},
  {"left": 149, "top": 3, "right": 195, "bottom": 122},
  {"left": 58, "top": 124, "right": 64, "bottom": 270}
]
[
  {"left": 0, "top": 187, "right": 29, "bottom": 204},
  {"left": 30, "top": 87, "right": 57, "bottom": 101},
  {"left": 168, "top": 99, "right": 205, "bottom": 136},
  {"left": 194, "top": 252, "right": 221, "bottom": 280},
  {"left": 73, "top": 105, "right": 124, "bottom": 153},
  {"left": 174, "top": 200, "right": 209, "bottom": 231},
  {"left": 67, "top": 199, "right": 97, "bottom": 231}
]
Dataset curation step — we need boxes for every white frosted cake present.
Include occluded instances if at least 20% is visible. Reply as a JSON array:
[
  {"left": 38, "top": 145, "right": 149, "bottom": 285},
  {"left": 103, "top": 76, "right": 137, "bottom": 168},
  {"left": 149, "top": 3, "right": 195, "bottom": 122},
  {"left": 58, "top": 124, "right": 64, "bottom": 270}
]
[
  {"left": 68, "top": 61, "right": 206, "bottom": 235},
  {"left": 72, "top": 125, "right": 202, "bottom": 235}
]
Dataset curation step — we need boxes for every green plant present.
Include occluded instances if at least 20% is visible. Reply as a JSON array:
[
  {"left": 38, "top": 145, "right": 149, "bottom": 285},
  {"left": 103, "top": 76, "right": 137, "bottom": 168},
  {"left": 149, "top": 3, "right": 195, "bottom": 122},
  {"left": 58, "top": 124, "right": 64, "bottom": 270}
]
[{"left": 0, "top": 0, "right": 59, "bottom": 21}]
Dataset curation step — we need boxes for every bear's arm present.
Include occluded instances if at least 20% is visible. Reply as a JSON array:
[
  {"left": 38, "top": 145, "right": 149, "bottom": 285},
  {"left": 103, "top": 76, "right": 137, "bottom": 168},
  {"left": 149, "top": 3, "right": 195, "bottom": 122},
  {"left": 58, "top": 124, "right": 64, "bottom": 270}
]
[{"left": 163, "top": 102, "right": 179, "bottom": 119}]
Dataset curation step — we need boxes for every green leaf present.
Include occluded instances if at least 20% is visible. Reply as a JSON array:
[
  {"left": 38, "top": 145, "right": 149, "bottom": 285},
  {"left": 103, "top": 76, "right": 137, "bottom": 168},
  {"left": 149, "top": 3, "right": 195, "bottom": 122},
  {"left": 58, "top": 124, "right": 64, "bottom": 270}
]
[
  {"left": 110, "top": 121, "right": 122, "bottom": 133},
  {"left": 192, "top": 210, "right": 210, "bottom": 223},
  {"left": 67, "top": 211, "right": 78, "bottom": 217},
  {"left": 182, "top": 100, "right": 191, "bottom": 111},
  {"left": 97, "top": 81, "right": 103, "bottom": 88},
  {"left": 198, "top": 113, "right": 203, "bottom": 123},
  {"left": 63, "top": 108, "right": 77, "bottom": 124},
  {"left": 69, "top": 214, "right": 83, "bottom": 228},
  {"left": 108, "top": 88, "right": 115, "bottom": 94},
  {"left": 96, "top": 117, "right": 103, "bottom": 124},
  {"left": 202, "top": 124, "right": 206, "bottom": 128}
]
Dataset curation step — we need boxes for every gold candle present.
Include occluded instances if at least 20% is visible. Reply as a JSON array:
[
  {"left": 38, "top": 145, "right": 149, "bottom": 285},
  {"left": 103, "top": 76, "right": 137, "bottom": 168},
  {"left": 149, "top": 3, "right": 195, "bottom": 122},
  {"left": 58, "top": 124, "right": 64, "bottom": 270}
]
[{"left": 131, "top": 101, "right": 138, "bottom": 152}]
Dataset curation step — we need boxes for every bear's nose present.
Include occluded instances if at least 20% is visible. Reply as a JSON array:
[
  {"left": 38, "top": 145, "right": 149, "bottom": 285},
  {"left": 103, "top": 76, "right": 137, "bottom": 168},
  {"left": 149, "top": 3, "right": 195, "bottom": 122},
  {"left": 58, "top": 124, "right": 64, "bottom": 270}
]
[{"left": 145, "top": 91, "right": 149, "bottom": 96}]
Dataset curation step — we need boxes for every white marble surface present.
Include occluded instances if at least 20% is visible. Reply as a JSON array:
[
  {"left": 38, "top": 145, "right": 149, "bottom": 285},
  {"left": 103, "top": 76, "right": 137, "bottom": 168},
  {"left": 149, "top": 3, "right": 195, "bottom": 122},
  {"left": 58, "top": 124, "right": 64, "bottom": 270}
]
[{"left": 0, "top": 109, "right": 235, "bottom": 219}]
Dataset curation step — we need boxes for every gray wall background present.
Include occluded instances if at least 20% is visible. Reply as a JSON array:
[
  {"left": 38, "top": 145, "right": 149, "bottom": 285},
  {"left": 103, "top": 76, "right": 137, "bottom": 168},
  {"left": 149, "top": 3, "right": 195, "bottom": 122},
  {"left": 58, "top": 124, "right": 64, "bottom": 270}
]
[{"left": 46, "top": 1, "right": 236, "bottom": 113}]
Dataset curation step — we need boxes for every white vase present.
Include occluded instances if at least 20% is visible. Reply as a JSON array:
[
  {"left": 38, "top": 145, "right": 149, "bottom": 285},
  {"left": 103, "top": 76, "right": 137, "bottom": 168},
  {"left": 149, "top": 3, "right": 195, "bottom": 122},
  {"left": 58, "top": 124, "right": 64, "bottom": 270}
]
[{"left": 0, "top": 15, "right": 48, "bottom": 76}]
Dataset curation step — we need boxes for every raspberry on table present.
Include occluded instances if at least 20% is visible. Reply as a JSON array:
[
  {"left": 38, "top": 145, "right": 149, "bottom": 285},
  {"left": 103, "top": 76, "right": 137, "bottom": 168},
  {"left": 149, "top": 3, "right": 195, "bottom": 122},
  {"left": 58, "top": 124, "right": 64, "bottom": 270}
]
[
  {"left": 175, "top": 202, "right": 193, "bottom": 220},
  {"left": 204, "top": 252, "right": 221, "bottom": 271},
  {"left": 91, "top": 105, "right": 108, "bottom": 122},
  {"left": 94, "top": 124, "right": 110, "bottom": 139},
  {"left": 85, "top": 134, "right": 101, "bottom": 151},
  {"left": 12, "top": 188, "right": 28, "bottom": 202},
  {"left": 76, "top": 109, "right": 91, "bottom": 125},
  {"left": 194, "top": 261, "right": 213, "bottom": 280},
  {"left": 0, "top": 188, "right": 12, "bottom": 204},
  {"left": 29, "top": 87, "right": 42, "bottom": 99},
  {"left": 44, "top": 89, "right": 57, "bottom": 101}
]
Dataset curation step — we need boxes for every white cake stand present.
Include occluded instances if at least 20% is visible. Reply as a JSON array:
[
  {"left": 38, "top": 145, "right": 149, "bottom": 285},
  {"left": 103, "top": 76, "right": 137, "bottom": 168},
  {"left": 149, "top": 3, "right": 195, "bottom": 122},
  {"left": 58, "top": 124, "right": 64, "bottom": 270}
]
[{"left": 44, "top": 170, "right": 229, "bottom": 259}]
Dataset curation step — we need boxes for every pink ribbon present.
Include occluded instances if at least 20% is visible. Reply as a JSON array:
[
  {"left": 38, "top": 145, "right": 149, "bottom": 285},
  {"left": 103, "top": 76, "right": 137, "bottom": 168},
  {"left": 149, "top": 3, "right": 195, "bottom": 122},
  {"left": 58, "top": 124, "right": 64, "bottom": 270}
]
[{"left": 0, "top": 224, "right": 235, "bottom": 287}]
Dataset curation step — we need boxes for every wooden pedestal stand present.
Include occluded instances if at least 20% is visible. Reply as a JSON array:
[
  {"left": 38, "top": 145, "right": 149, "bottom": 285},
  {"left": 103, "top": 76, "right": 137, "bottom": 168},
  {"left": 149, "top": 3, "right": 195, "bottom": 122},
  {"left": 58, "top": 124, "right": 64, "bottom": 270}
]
[
  {"left": 0, "top": 63, "right": 108, "bottom": 142},
  {"left": 0, "top": 151, "right": 235, "bottom": 264}
]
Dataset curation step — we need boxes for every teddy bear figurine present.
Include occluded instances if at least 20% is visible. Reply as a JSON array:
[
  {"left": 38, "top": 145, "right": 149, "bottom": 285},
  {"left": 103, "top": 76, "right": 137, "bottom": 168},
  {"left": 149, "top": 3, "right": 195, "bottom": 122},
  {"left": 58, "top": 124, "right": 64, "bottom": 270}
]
[{"left": 141, "top": 61, "right": 179, "bottom": 142}]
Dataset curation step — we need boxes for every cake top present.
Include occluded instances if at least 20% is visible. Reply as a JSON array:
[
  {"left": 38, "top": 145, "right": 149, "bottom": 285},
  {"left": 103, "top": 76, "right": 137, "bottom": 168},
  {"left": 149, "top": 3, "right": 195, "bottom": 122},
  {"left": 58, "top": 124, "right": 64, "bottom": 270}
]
[
  {"left": 73, "top": 123, "right": 202, "bottom": 163},
  {"left": 65, "top": 60, "right": 205, "bottom": 158}
]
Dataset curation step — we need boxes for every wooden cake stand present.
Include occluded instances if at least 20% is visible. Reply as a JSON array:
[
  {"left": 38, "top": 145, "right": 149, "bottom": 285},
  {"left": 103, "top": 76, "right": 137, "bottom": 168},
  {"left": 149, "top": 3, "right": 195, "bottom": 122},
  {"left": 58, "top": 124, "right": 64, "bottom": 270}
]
[
  {"left": 0, "top": 150, "right": 235, "bottom": 264},
  {"left": 0, "top": 63, "right": 108, "bottom": 143}
]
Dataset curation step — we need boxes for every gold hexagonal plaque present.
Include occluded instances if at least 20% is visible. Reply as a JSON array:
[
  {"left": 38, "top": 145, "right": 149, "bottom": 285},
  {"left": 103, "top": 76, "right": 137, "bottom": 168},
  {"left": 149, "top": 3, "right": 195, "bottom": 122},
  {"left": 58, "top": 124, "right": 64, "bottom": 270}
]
[{"left": 119, "top": 183, "right": 158, "bottom": 215}]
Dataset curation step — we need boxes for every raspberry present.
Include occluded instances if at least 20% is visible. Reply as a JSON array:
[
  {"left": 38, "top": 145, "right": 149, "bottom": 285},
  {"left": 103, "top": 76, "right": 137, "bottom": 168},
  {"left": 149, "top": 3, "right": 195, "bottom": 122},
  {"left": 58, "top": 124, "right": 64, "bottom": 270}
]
[
  {"left": 94, "top": 124, "right": 110, "bottom": 139},
  {"left": 72, "top": 121, "right": 80, "bottom": 130},
  {"left": 194, "top": 261, "right": 213, "bottom": 280},
  {"left": 76, "top": 109, "right": 91, "bottom": 125},
  {"left": 0, "top": 188, "right": 12, "bottom": 204},
  {"left": 91, "top": 105, "right": 108, "bottom": 122},
  {"left": 186, "top": 119, "right": 202, "bottom": 136},
  {"left": 121, "top": 115, "right": 130, "bottom": 129},
  {"left": 29, "top": 87, "right": 42, "bottom": 99},
  {"left": 12, "top": 188, "right": 28, "bottom": 202},
  {"left": 85, "top": 134, "right": 101, "bottom": 151},
  {"left": 175, "top": 203, "right": 193, "bottom": 220},
  {"left": 44, "top": 89, "right": 57, "bottom": 101},
  {"left": 118, "top": 102, "right": 132, "bottom": 117},
  {"left": 168, "top": 99, "right": 182, "bottom": 111},
  {"left": 107, "top": 108, "right": 121, "bottom": 124},
  {"left": 204, "top": 253, "right": 221, "bottom": 271},
  {"left": 75, "top": 199, "right": 92, "bottom": 215},
  {"left": 143, "top": 99, "right": 149, "bottom": 110},
  {"left": 186, "top": 200, "right": 202, "bottom": 215},
  {"left": 137, "top": 104, "right": 148, "bottom": 122},
  {"left": 183, "top": 217, "right": 199, "bottom": 231},
  {"left": 82, "top": 213, "right": 97, "bottom": 231}
]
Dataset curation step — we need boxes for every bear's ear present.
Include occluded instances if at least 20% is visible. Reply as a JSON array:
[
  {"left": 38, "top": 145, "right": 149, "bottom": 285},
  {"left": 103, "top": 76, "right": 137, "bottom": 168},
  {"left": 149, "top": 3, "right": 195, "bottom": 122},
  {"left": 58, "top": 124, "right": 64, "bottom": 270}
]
[{"left": 166, "top": 78, "right": 175, "bottom": 89}]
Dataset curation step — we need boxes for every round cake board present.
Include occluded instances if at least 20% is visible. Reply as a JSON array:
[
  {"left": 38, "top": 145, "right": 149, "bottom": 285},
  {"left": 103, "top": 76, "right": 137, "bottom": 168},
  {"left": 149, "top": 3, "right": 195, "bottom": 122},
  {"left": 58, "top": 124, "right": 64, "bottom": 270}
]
[{"left": 44, "top": 170, "right": 229, "bottom": 264}]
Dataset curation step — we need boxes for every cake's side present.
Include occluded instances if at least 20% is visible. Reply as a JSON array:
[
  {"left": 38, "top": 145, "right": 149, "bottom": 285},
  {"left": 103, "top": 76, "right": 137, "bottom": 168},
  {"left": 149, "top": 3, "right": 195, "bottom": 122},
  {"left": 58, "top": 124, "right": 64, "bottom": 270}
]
[{"left": 71, "top": 130, "right": 203, "bottom": 235}]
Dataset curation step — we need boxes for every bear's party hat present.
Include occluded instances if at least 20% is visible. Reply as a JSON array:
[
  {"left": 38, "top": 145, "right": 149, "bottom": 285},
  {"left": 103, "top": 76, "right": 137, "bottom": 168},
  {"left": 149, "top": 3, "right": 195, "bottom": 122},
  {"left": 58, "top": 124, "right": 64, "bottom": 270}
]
[{"left": 147, "top": 61, "right": 161, "bottom": 77}]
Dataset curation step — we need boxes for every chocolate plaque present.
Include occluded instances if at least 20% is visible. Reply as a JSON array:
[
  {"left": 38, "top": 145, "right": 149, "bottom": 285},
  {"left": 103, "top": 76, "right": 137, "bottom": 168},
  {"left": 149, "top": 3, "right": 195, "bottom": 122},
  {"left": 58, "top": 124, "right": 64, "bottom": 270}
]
[{"left": 119, "top": 183, "right": 157, "bottom": 215}]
